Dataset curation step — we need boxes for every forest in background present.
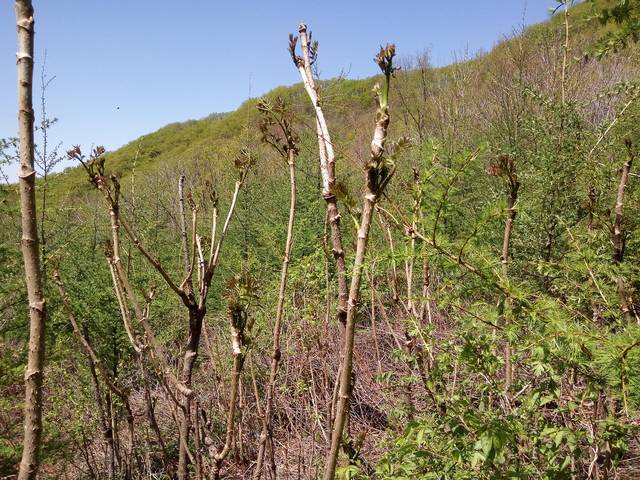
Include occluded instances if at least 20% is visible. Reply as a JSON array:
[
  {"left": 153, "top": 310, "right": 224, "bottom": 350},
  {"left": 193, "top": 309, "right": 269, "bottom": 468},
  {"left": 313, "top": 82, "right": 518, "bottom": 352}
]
[{"left": 2, "top": 1, "right": 640, "bottom": 479}]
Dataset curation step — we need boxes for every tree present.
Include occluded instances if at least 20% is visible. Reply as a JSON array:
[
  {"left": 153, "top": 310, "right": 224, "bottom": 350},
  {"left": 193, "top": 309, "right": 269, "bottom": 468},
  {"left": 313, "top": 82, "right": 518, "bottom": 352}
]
[
  {"left": 69, "top": 143, "right": 253, "bottom": 478},
  {"left": 34, "top": 58, "right": 63, "bottom": 284},
  {"left": 590, "top": 0, "right": 640, "bottom": 57},
  {"left": 612, "top": 140, "right": 635, "bottom": 321},
  {"left": 252, "top": 97, "right": 299, "bottom": 480},
  {"left": 290, "top": 24, "right": 349, "bottom": 326},
  {"left": 289, "top": 27, "right": 398, "bottom": 477},
  {"left": 14, "top": 1, "right": 47, "bottom": 479}
]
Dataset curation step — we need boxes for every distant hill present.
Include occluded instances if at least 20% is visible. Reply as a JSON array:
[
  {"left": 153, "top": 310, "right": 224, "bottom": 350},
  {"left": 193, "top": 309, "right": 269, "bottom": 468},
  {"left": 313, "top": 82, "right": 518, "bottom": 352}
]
[{"left": 44, "top": 1, "right": 608, "bottom": 202}]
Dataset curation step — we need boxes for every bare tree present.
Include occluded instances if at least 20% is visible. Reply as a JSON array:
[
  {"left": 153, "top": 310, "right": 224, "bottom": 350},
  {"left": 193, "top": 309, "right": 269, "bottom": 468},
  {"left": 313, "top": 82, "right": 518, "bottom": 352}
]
[
  {"left": 34, "top": 56, "right": 63, "bottom": 285},
  {"left": 323, "top": 45, "right": 397, "bottom": 480},
  {"left": 289, "top": 25, "right": 398, "bottom": 476},
  {"left": 177, "top": 151, "right": 252, "bottom": 479},
  {"left": 204, "top": 272, "right": 257, "bottom": 480},
  {"left": 487, "top": 153, "right": 520, "bottom": 390},
  {"left": 289, "top": 24, "right": 348, "bottom": 325},
  {"left": 69, "top": 144, "right": 252, "bottom": 478},
  {"left": 612, "top": 140, "right": 635, "bottom": 322},
  {"left": 15, "top": 1, "right": 47, "bottom": 478},
  {"left": 253, "top": 97, "right": 299, "bottom": 480}
]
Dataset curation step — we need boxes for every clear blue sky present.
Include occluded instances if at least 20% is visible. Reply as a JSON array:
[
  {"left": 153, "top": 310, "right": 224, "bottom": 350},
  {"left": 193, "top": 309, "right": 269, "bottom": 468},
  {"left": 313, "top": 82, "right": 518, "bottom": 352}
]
[{"left": 1, "top": 1, "right": 555, "bottom": 180}]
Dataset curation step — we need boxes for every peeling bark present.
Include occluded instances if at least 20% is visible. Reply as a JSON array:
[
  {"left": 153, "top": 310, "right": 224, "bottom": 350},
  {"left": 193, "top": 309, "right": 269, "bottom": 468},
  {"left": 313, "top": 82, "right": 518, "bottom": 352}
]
[{"left": 291, "top": 24, "right": 348, "bottom": 325}]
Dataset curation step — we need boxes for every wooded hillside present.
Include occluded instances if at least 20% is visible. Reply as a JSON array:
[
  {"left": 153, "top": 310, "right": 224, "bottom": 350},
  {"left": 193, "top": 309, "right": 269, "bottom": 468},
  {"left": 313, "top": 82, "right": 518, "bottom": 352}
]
[{"left": 2, "top": 1, "right": 640, "bottom": 478}]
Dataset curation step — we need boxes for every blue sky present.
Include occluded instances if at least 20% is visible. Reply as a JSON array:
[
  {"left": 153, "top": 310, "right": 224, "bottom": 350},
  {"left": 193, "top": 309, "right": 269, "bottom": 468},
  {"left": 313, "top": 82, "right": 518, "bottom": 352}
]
[{"left": 1, "top": 1, "right": 555, "bottom": 180}]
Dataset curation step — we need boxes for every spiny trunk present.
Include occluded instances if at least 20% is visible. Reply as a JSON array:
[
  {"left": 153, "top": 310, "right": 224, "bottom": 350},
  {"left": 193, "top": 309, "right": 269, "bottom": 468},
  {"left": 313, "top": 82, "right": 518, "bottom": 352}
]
[
  {"left": 178, "top": 307, "right": 202, "bottom": 480},
  {"left": 193, "top": 399, "right": 203, "bottom": 480},
  {"left": 254, "top": 147, "right": 297, "bottom": 479},
  {"left": 177, "top": 400, "right": 191, "bottom": 480},
  {"left": 502, "top": 188, "right": 517, "bottom": 391},
  {"left": 612, "top": 142, "right": 634, "bottom": 322},
  {"left": 294, "top": 24, "right": 348, "bottom": 324},
  {"left": 324, "top": 45, "right": 395, "bottom": 480},
  {"left": 490, "top": 154, "right": 519, "bottom": 392},
  {"left": 211, "top": 337, "right": 245, "bottom": 480},
  {"left": 324, "top": 192, "right": 376, "bottom": 479},
  {"left": 15, "top": 2, "right": 47, "bottom": 478},
  {"left": 290, "top": 27, "right": 395, "bottom": 478},
  {"left": 176, "top": 175, "right": 200, "bottom": 480}
]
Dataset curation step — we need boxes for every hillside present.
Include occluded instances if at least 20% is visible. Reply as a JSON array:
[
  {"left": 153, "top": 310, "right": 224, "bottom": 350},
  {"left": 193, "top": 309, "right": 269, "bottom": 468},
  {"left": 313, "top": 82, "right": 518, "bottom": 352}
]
[{"left": 3, "top": 1, "right": 640, "bottom": 478}]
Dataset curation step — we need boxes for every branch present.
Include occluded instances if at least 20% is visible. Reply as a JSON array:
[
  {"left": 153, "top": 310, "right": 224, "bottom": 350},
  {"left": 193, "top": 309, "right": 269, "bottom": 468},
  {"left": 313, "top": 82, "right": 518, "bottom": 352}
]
[
  {"left": 119, "top": 217, "right": 191, "bottom": 307},
  {"left": 177, "top": 175, "right": 191, "bottom": 279},
  {"left": 200, "top": 178, "right": 243, "bottom": 309}
]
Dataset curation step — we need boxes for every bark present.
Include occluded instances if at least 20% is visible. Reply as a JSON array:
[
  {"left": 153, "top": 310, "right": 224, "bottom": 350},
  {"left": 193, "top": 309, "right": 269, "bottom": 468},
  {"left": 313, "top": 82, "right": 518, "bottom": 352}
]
[
  {"left": 292, "top": 24, "right": 348, "bottom": 324},
  {"left": 254, "top": 146, "right": 297, "bottom": 480},
  {"left": 15, "top": 2, "right": 47, "bottom": 478},
  {"left": 178, "top": 306, "right": 200, "bottom": 480},
  {"left": 193, "top": 399, "right": 203, "bottom": 480},
  {"left": 323, "top": 45, "right": 396, "bottom": 480},
  {"left": 210, "top": 315, "right": 247, "bottom": 480},
  {"left": 176, "top": 184, "right": 203, "bottom": 480},
  {"left": 325, "top": 190, "right": 376, "bottom": 479}
]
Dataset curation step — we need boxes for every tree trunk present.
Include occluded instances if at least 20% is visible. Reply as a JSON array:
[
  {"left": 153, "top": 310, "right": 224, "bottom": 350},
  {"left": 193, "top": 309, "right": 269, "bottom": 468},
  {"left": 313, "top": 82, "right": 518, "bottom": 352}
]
[
  {"left": 293, "top": 24, "right": 348, "bottom": 324},
  {"left": 488, "top": 154, "right": 520, "bottom": 392},
  {"left": 612, "top": 142, "right": 634, "bottom": 322},
  {"left": 178, "top": 307, "right": 202, "bottom": 480},
  {"left": 15, "top": 2, "right": 47, "bottom": 479},
  {"left": 324, "top": 190, "right": 376, "bottom": 480},
  {"left": 254, "top": 146, "right": 297, "bottom": 479},
  {"left": 502, "top": 175, "right": 518, "bottom": 391},
  {"left": 210, "top": 327, "right": 246, "bottom": 480},
  {"left": 324, "top": 45, "right": 395, "bottom": 480}
]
